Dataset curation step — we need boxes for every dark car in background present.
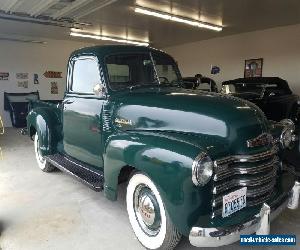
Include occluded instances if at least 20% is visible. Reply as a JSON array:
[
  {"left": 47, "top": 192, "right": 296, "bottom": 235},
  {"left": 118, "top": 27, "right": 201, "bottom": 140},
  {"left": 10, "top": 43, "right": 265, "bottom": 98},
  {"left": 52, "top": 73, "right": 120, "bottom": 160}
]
[
  {"left": 222, "top": 77, "right": 300, "bottom": 176},
  {"left": 221, "top": 77, "right": 300, "bottom": 123},
  {"left": 182, "top": 75, "right": 218, "bottom": 92}
]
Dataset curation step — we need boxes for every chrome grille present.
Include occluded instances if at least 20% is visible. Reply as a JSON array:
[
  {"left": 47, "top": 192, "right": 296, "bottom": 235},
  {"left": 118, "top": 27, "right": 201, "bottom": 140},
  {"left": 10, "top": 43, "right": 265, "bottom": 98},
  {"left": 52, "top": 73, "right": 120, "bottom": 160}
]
[{"left": 212, "top": 147, "right": 279, "bottom": 218}]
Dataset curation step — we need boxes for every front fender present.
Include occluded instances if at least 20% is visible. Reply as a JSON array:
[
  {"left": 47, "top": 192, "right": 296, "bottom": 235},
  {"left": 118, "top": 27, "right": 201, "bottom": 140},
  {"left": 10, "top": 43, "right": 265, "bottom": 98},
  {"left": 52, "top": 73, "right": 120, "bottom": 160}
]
[
  {"left": 103, "top": 131, "right": 214, "bottom": 236},
  {"left": 27, "top": 107, "right": 61, "bottom": 155}
]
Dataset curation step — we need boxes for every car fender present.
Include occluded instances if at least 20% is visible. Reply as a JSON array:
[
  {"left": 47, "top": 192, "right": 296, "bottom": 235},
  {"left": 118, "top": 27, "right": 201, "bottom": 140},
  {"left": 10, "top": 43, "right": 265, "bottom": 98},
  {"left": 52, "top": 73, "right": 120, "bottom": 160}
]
[
  {"left": 27, "top": 107, "right": 61, "bottom": 156},
  {"left": 103, "top": 131, "right": 213, "bottom": 236}
]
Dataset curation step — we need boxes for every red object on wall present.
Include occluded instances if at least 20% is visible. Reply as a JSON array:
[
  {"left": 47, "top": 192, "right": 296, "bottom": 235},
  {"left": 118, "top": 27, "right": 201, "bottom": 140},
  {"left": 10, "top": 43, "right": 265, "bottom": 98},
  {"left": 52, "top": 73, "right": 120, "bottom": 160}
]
[{"left": 43, "top": 71, "right": 62, "bottom": 78}]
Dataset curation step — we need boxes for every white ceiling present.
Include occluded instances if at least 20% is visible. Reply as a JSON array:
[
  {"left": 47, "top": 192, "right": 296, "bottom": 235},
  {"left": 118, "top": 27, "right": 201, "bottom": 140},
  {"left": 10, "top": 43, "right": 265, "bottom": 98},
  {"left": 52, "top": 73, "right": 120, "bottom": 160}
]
[{"left": 0, "top": 0, "right": 300, "bottom": 48}]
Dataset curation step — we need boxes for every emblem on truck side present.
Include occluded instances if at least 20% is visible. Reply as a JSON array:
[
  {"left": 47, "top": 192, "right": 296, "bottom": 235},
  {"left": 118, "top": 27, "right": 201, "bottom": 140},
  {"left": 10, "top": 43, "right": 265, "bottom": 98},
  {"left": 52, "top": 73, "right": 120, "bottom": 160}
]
[
  {"left": 247, "top": 133, "right": 273, "bottom": 148},
  {"left": 115, "top": 118, "right": 133, "bottom": 126}
]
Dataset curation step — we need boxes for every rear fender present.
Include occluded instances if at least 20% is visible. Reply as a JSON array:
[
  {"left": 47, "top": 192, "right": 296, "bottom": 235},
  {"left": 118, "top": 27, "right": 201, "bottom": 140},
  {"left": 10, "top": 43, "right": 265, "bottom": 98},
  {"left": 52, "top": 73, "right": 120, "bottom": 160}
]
[{"left": 27, "top": 107, "right": 61, "bottom": 155}]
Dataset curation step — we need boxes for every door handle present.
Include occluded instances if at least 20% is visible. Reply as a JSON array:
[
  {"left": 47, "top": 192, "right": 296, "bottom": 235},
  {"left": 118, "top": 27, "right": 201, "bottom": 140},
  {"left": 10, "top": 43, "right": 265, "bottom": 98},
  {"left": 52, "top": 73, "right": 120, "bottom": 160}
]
[{"left": 63, "top": 99, "right": 74, "bottom": 104}]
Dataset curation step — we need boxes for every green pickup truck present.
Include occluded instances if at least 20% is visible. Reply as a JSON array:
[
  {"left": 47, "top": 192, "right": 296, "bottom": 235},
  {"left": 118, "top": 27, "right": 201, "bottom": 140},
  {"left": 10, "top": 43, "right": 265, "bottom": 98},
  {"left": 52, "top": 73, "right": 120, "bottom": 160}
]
[{"left": 27, "top": 45, "right": 300, "bottom": 250}]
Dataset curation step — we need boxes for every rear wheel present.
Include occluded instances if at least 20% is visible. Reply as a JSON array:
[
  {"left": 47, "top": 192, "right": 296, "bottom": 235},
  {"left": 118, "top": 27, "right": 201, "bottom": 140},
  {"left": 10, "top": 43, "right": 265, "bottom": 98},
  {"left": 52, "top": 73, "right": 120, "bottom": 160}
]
[
  {"left": 34, "top": 133, "right": 55, "bottom": 172},
  {"left": 126, "top": 172, "right": 181, "bottom": 250}
]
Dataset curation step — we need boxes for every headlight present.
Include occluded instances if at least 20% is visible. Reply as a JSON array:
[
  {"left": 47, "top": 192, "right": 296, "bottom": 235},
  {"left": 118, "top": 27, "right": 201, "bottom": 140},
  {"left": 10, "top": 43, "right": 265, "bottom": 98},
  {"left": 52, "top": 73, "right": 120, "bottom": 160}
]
[
  {"left": 279, "top": 119, "right": 295, "bottom": 148},
  {"left": 280, "top": 127, "right": 293, "bottom": 148},
  {"left": 280, "top": 119, "right": 295, "bottom": 131},
  {"left": 192, "top": 153, "right": 213, "bottom": 186}
]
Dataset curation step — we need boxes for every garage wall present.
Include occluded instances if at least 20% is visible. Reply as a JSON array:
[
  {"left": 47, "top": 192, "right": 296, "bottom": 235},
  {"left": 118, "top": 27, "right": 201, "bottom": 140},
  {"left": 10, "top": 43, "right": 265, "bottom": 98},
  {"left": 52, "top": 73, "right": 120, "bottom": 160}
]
[
  {"left": 164, "top": 23, "right": 300, "bottom": 94},
  {"left": 0, "top": 38, "right": 93, "bottom": 127}
]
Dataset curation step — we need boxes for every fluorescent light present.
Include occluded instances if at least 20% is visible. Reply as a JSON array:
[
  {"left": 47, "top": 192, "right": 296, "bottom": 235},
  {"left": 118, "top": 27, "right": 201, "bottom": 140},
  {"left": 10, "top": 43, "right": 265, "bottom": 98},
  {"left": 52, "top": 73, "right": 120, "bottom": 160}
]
[
  {"left": 70, "top": 32, "right": 149, "bottom": 46},
  {"left": 135, "top": 7, "right": 171, "bottom": 20},
  {"left": 171, "top": 16, "right": 199, "bottom": 27},
  {"left": 0, "top": 37, "right": 47, "bottom": 44},
  {"left": 134, "top": 6, "right": 223, "bottom": 32}
]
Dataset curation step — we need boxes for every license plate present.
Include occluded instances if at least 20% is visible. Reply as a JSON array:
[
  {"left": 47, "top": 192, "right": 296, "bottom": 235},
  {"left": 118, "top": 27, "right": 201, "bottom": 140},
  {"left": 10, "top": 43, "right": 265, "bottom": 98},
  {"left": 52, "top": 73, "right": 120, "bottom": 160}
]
[{"left": 222, "top": 187, "right": 247, "bottom": 218}]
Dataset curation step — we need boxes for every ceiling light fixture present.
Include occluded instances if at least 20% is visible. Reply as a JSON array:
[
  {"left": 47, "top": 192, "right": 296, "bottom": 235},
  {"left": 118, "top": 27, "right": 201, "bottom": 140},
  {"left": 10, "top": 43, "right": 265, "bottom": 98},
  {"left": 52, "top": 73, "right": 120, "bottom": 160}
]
[
  {"left": 134, "top": 6, "right": 223, "bottom": 32},
  {"left": 0, "top": 37, "right": 47, "bottom": 44},
  {"left": 0, "top": 12, "right": 91, "bottom": 28},
  {"left": 70, "top": 32, "right": 149, "bottom": 46}
]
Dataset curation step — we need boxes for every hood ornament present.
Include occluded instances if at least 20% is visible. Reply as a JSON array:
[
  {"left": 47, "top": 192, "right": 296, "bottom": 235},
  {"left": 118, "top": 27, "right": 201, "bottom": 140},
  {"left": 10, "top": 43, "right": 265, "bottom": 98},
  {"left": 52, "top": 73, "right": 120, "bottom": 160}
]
[{"left": 247, "top": 133, "right": 273, "bottom": 148}]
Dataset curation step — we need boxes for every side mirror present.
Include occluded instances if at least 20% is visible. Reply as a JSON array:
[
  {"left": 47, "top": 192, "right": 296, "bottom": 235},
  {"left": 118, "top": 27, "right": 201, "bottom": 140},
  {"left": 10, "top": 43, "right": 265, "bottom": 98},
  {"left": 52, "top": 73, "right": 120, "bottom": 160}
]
[{"left": 93, "top": 83, "right": 106, "bottom": 97}]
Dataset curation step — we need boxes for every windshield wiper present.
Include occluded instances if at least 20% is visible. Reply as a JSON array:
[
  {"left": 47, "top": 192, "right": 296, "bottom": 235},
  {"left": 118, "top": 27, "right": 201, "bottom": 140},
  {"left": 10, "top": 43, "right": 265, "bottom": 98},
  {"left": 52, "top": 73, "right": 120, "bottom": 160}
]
[
  {"left": 159, "top": 81, "right": 182, "bottom": 88},
  {"left": 128, "top": 81, "right": 182, "bottom": 91},
  {"left": 129, "top": 83, "right": 159, "bottom": 91}
]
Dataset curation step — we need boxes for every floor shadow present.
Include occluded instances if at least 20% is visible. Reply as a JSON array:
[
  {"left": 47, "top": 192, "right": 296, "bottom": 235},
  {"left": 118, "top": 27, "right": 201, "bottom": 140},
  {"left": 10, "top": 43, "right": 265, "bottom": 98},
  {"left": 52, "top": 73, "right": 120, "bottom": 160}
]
[{"left": 0, "top": 219, "right": 9, "bottom": 237}]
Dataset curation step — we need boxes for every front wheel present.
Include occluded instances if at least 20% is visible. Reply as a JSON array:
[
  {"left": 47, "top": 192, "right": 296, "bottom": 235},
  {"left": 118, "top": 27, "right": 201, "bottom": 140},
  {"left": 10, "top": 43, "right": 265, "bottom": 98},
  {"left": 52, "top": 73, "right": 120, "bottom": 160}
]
[
  {"left": 126, "top": 172, "right": 181, "bottom": 250},
  {"left": 34, "top": 133, "right": 55, "bottom": 172}
]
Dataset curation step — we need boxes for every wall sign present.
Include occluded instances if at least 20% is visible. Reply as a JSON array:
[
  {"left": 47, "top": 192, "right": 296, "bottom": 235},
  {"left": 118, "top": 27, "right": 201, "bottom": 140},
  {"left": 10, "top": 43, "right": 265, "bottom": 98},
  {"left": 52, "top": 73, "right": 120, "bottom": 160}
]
[
  {"left": 17, "top": 80, "right": 29, "bottom": 88},
  {"left": 0, "top": 72, "right": 9, "bottom": 80},
  {"left": 16, "top": 73, "right": 28, "bottom": 79},
  {"left": 44, "top": 71, "right": 62, "bottom": 78},
  {"left": 51, "top": 82, "right": 58, "bottom": 94},
  {"left": 244, "top": 58, "right": 263, "bottom": 78},
  {"left": 34, "top": 73, "right": 39, "bottom": 84}
]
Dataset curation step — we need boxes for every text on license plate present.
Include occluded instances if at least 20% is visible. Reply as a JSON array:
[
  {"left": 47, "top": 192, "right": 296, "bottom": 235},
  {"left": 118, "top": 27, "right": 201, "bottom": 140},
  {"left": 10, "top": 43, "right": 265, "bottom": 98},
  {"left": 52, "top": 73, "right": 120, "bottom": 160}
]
[{"left": 222, "top": 187, "right": 247, "bottom": 218}]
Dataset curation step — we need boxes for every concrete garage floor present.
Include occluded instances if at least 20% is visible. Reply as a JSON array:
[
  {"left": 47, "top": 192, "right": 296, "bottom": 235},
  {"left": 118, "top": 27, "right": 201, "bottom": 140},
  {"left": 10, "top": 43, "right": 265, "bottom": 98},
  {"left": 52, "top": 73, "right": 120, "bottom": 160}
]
[{"left": 0, "top": 128, "right": 299, "bottom": 250}]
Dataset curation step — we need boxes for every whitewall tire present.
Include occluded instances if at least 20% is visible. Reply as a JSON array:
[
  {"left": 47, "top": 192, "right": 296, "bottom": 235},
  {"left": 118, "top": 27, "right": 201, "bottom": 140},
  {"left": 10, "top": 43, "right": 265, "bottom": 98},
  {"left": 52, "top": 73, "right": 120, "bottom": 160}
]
[
  {"left": 126, "top": 172, "right": 181, "bottom": 250},
  {"left": 34, "top": 133, "right": 55, "bottom": 172}
]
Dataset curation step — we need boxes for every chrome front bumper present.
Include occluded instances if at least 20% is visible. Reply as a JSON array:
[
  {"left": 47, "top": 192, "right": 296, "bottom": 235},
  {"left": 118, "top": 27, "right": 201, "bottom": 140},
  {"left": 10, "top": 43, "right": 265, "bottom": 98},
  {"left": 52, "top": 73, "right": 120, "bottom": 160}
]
[{"left": 189, "top": 181, "right": 300, "bottom": 248}]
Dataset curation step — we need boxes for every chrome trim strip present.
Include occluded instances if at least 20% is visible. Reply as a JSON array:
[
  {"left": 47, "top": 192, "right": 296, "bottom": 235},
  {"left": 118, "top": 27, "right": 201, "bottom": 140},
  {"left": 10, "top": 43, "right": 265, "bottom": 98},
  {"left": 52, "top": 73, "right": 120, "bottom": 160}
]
[
  {"left": 212, "top": 180, "right": 276, "bottom": 208},
  {"left": 214, "top": 157, "right": 279, "bottom": 181},
  {"left": 213, "top": 167, "right": 277, "bottom": 194},
  {"left": 214, "top": 147, "right": 278, "bottom": 166},
  {"left": 246, "top": 179, "right": 276, "bottom": 197}
]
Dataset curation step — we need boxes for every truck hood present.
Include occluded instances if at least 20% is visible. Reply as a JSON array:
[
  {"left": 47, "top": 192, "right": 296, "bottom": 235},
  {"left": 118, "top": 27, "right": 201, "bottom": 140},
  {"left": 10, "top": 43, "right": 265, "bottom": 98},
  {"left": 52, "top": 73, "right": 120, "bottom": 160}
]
[
  {"left": 228, "top": 93, "right": 266, "bottom": 116},
  {"left": 229, "top": 92, "right": 261, "bottom": 101},
  {"left": 112, "top": 88, "right": 270, "bottom": 154}
]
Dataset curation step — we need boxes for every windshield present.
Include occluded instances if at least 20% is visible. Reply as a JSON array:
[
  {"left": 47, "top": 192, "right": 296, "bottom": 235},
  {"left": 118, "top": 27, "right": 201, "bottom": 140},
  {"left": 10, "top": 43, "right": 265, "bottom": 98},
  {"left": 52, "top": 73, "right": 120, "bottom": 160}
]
[
  {"left": 106, "top": 52, "right": 181, "bottom": 91},
  {"left": 221, "top": 83, "right": 265, "bottom": 96},
  {"left": 151, "top": 52, "right": 181, "bottom": 85}
]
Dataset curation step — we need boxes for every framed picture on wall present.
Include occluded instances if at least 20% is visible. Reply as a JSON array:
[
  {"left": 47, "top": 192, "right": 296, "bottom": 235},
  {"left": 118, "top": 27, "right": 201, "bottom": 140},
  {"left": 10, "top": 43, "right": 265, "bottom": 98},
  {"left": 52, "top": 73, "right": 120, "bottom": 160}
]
[
  {"left": 51, "top": 81, "right": 58, "bottom": 94},
  {"left": 244, "top": 58, "right": 263, "bottom": 78},
  {"left": 0, "top": 72, "right": 9, "bottom": 80}
]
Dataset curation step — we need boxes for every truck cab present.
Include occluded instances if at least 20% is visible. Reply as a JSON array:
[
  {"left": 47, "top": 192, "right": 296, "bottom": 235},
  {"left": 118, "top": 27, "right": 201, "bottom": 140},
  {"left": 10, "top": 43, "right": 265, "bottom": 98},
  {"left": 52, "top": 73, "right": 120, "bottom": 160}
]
[{"left": 27, "top": 45, "right": 300, "bottom": 250}]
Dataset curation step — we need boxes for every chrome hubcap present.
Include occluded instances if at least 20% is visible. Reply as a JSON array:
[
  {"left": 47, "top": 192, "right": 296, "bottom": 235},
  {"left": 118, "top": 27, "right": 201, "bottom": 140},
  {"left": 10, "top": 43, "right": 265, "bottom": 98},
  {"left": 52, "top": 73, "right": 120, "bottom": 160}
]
[
  {"left": 134, "top": 184, "right": 161, "bottom": 236},
  {"left": 138, "top": 193, "right": 156, "bottom": 226}
]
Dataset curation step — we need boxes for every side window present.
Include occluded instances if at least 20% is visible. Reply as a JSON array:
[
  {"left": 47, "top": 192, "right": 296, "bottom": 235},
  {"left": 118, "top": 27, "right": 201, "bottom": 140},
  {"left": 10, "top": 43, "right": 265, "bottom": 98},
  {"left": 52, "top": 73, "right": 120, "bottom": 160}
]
[{"left": 72, "top": 57, "right": 101, "bottom": 93}]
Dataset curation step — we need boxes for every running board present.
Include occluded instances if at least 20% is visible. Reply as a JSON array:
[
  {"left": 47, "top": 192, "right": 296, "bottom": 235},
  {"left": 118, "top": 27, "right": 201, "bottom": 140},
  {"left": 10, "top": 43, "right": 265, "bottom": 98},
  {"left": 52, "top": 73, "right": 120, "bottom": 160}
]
[{"left": 45, "top": 154, "right": 104, "bottom": 191}]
